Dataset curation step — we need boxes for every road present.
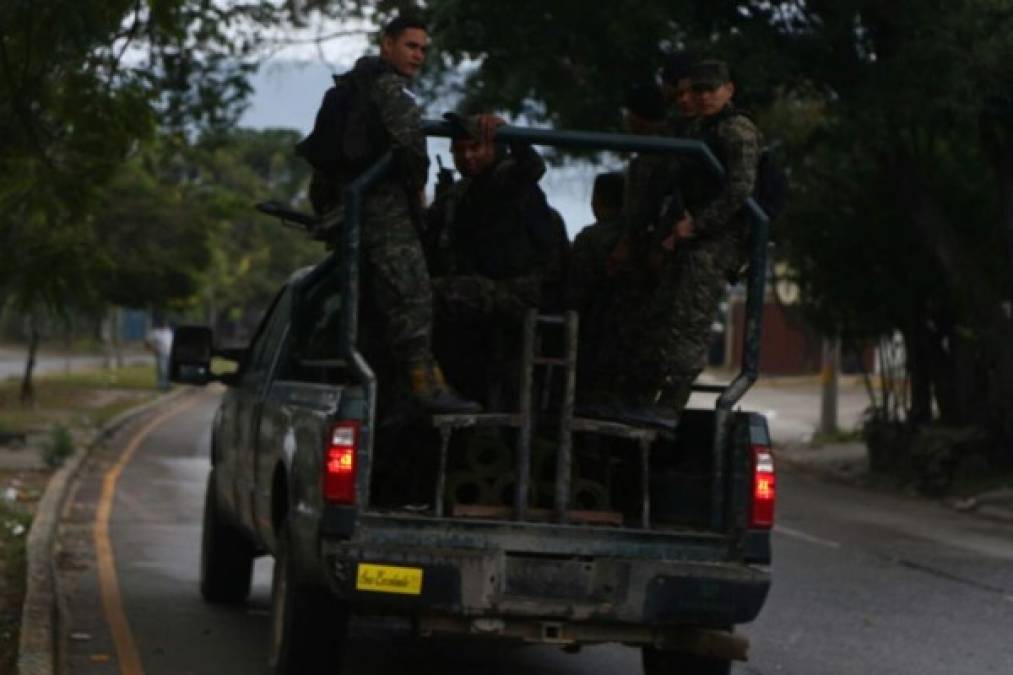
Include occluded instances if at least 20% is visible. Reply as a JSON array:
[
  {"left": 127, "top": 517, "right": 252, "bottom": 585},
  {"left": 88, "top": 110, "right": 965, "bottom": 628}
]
[{"left": 55, "top": 392, "right": 1013, "bottom": 674}]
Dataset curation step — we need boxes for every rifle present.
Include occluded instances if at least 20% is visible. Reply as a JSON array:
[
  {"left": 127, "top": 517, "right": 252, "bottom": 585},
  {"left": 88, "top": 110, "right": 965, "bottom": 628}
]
[{"left": 434, "top": 154, "right": 456, "bottom": 199}]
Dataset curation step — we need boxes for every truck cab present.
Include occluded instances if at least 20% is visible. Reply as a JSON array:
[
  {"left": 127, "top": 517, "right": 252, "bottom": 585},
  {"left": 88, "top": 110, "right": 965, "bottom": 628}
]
[{"left": 171, "top": 121, "right": 776, "bottom": 675}]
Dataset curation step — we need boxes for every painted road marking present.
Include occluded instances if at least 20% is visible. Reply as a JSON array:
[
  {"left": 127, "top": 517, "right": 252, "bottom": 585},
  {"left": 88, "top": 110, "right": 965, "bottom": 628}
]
[
  {"left": 774, "top": 524, "right": 842, "bottom": 550},
  {"left": 94, "top": 397, "right": 200, "bottom": 675}
]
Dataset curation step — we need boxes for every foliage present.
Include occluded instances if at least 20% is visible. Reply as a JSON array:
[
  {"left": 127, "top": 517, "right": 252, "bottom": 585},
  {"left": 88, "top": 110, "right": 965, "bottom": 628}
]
[
  {"left": 181, "top": 128, "right": 324, "bottom": 335},
  {"left": 0, "top": 0, "right": 289, "bottom": 313},
  {"left": 42, "top": 424, "right": 75, "bottom": 468},
  {"left": 387, "top": 0, "right": 1013, "bottom": 470}
]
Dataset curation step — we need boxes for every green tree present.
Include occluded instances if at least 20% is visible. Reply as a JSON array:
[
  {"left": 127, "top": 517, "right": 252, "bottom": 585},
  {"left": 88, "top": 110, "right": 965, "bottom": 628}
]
[
  {"left": 406, "top": 0, "right": 1013, "bottom": 473},
  {"left": 0, "top": 0, "right": 287, "bottom": 401}
]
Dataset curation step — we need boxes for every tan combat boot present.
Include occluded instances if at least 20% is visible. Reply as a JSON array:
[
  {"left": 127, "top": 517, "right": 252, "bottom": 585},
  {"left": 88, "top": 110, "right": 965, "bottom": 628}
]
[{"left": 408, "top": 363, "right": 482, "bottom": 415}]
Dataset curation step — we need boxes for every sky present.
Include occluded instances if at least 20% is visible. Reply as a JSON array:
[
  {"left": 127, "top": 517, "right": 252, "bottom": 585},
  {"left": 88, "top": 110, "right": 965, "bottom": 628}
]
[{"left": 239, "top": 54, "right": 602, "bottom": 236}]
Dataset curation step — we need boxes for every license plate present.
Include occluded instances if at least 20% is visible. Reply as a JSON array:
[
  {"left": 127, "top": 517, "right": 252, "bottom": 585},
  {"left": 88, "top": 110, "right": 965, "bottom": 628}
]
[{"left": 355, "top": 563, "right": 424, "bottom": 595}]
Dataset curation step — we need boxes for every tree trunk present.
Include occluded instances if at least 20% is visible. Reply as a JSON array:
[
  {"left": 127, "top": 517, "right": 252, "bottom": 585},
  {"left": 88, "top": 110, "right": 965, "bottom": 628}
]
[
  {"left": 20, "top": 315, "right": 39, "bottom": 406},
  {"left": 820, "top": 336, "right": 840, "bottom": 435},
  {"left": 903, "top": 322, "right": 933, "bottom": 425},
  {"left": 112, "top": 306, "right": 124, "bottom": 369}
]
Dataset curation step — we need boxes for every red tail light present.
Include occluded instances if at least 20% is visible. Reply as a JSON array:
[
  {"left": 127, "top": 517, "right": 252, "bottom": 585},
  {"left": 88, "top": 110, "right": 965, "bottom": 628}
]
[
  {"left": 750, "top": 444, "right": 776, "bottom": 528},
  {"left": 323, "top": 422, "right": 359, "bottom": 504}
]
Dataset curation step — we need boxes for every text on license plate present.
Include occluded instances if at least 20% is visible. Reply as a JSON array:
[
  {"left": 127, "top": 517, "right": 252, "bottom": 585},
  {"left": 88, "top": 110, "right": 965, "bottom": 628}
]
[{"left": 355, "top": 563, "right": 423, "bottom": 595}]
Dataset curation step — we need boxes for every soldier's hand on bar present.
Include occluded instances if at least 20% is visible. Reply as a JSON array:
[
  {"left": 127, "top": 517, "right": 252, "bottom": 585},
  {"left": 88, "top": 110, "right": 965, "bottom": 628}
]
[
  {"left": 662, "top": 214, "right": 695, "bottom": 251},
  {"left": 477, "top": 114, "right": 506, "bottom": 143}
]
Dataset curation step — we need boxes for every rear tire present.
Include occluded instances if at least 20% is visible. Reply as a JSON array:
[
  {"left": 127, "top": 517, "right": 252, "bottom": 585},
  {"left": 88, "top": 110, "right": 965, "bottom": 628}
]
[
  {"left": 642, "top": 645, "right": 732, "bottom": 675},
  {"left": 269, "top": 522, "right": 349, "bottom": 675},
  {"left": 199, "top": 471, "right": 254, "bottom": 603}
]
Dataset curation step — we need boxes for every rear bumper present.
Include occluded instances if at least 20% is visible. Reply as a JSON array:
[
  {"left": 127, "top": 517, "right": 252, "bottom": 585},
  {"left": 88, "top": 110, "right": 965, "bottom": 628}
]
[{"left": 318, "top": 516, "right": 770, "bottom": 632}]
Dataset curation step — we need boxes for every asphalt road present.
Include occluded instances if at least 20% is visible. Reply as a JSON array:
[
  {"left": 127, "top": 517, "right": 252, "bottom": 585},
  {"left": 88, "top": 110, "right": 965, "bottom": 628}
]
[{"left": 55, "top": 392, "right": 1013, "bottom": 674}]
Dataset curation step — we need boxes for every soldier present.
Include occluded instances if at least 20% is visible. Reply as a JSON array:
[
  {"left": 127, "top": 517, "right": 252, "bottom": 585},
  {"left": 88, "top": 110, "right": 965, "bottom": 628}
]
[
  {"left": 659, "top": 50, "right": 699, "bottom": 135},
  {"left": 311, "top": 16, "right": 479, "bottom": 414},
  {"left": 581, "top": 83, "right": 687, "bottom": 427},
  {"left": 655, "top": 59, "right": 762, "bottom": 414},
  {"left": 425, "top": 112, "right": 564, "bottom": 406},
  {"left": 565, "top": 171, "right": 625, "bottom": 388}
]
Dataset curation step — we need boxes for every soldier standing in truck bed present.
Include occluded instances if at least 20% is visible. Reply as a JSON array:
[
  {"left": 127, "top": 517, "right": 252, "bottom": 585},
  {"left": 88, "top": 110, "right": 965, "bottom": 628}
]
[
  {"left": 658, "top": 59, "right": 762, "bottom": 415},
  {"left": 581, "top": 83, "right": 687, "bottom": 428},
  {"left": 303, "top": 15, "right": 479, "bottom": 415},
  {"left": 565, "top": 171, "right": 625, "bottom": 389}
]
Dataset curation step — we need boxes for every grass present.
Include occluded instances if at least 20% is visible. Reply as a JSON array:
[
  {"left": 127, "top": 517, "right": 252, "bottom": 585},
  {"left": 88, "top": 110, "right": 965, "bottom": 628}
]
[
  {"left": 0, "top": 470, "right": 46, "bottom": 674},
  {"left": 0, "top": 365, "right": 159, "bottom": 434},
  {"left": 0, "top": 362, "right": 163, "bottom": 670}
]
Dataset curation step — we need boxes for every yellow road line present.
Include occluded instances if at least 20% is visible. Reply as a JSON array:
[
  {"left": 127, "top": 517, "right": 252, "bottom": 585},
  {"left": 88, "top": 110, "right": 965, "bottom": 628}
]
[{"left": 93, "top": 397, "right": 200, "bottom": 675}]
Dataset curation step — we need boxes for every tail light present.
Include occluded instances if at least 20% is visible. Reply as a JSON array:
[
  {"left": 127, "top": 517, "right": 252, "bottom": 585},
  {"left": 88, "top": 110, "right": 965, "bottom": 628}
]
[
  {"left": 750, "top": 444, "right": 776, "bottom": 528},
  {"left": 323, "top": 422, "right": 359, "bottom": 504}
]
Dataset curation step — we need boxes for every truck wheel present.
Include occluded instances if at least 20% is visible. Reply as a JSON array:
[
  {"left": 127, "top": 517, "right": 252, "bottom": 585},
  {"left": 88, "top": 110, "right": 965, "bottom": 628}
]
[
  {"left": 199, "top": 471, "right": 254, "bottom": 603},
  {"left": 641, "top": 646, "right": 732, "bottom": 675},
  {"left": 269, "top": 523, "right": 349, "bottom": 675}
]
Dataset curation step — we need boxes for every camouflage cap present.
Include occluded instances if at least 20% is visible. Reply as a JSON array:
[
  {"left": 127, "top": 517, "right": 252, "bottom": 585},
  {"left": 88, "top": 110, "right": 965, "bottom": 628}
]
[{"left": 690, "top": 60, "right": 731, "bottom": 89}]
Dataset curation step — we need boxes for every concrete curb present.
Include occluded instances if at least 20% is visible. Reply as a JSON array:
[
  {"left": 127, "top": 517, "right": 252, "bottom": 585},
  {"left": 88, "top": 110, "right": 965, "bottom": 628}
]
[{"left": 16, "top": 387, "right": 190, "bottom": 675}]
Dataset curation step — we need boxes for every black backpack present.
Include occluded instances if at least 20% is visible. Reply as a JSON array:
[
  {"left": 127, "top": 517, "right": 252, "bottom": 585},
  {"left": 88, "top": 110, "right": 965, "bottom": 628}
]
[
  {"left": 754, "top": 148, "right": 789, "bottom": 222},
  {"left": 295, "top": 74, "right": 353, "bottom": 174},
  {"left": 295, "top": 72, "right": 387, "bottom": 175}
]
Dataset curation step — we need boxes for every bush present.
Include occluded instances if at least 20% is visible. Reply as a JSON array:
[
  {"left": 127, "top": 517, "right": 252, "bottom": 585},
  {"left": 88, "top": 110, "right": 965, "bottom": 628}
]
[{"left": 42, "top": 425, "right": 75, "bottom": 468}]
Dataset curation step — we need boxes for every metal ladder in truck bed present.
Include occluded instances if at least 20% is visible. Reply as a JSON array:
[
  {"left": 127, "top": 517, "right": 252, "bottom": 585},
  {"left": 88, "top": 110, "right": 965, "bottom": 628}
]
[{"left": 431, "top": 309, "right": 659, "bottom": 528}]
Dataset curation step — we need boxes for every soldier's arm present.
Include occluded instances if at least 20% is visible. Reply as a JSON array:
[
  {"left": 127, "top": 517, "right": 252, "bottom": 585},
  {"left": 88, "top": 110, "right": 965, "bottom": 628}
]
[
  {"left": 624, "top": 156, "right": 677, "bottom": 235},
  {"left": 371, "top": 73, "right": 430, "bottom": 191},
  {"left": 692, "top": 116, "right": 760, "bottom": 237}
]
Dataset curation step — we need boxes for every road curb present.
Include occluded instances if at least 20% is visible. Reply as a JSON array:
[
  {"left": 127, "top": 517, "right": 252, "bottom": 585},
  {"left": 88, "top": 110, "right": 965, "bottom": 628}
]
[{"left": 16, "top": 387, "right": 190, "bottom": 675}]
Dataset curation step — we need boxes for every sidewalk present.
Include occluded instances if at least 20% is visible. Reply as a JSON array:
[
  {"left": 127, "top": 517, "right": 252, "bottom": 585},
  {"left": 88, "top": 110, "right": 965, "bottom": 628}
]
[{"left": 704, "top": 374, "right": 1013, "bottom": 526}]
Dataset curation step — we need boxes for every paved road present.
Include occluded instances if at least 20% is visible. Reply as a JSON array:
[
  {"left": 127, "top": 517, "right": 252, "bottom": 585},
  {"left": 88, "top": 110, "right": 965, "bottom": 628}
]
[{"left": 56, "top": 392, "right": 1013, "bottom": 674}]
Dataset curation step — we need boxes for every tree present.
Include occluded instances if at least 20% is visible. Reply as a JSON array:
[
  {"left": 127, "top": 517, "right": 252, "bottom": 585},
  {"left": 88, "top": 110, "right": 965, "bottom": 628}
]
[
  {"left": 404, "top": 0, "right": 1013, "bottom": 474},
  {"left": 0, "top": 0, "right": 289, "bottom": 401}
]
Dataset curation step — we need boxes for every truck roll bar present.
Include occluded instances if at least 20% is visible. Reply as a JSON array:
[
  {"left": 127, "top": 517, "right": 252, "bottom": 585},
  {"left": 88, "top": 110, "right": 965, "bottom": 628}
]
[{"left": 300, "top": 120, "right": 771, "bottom": 529}]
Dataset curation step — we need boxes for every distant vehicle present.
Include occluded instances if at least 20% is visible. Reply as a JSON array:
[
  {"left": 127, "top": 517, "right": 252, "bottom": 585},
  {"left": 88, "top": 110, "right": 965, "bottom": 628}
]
[{"left": 170, "top": 122, "right": 776, "bottom": 675}]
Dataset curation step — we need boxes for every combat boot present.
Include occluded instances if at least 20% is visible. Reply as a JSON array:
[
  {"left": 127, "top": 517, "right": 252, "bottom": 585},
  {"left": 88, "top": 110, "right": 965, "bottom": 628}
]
[
  {"left": 408, "top": 363, "right": 482, "bottom": 415},
  {"left": 614, "top": 402, "right": 680, "bottom": 432}
]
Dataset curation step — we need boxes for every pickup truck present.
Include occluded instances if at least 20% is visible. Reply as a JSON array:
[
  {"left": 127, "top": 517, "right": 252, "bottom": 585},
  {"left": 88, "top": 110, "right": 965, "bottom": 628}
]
[{"left": 170, "top": 122, "right": 776, "bottom": 675}]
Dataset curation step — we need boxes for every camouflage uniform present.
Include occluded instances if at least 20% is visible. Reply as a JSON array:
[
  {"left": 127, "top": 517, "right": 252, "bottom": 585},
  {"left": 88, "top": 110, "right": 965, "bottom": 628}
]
[
  {"left": 592, "top": 107, "right": 760, "bottom": 414},
  {"left": 659, "top": 105, "right": 762, "bottom": 410},
  {"left": 587, "top": 153, "right": 682, "bottom": 405},
  {"left": 425, "top": 141, "right": 564, "bottom": 405},
  {"left": 332, "top": 56, "right": 434, "bottom": 371}
]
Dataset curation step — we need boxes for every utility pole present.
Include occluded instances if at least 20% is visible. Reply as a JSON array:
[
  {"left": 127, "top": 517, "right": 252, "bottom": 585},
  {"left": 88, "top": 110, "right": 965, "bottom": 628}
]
[{"left": 820, "top": 335, "right": 840, "bottom": 436}]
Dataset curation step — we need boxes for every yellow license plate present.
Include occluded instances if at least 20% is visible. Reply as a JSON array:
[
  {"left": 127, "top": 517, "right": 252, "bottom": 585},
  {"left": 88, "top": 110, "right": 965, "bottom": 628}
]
[{"left": 355, "top": 563, "right": 424, "bottom": 595}]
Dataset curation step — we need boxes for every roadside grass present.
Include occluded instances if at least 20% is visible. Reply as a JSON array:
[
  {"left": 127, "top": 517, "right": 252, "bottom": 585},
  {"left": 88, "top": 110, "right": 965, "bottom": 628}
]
[
  {"left": 0, "top": 365, "right": 159, "bottom": 434},
  {"left": 0, "top": 470, "right": 48, "bottom": 674},
  {"left": 0, "top": 363, "right": 165, "bottom": 669}
]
